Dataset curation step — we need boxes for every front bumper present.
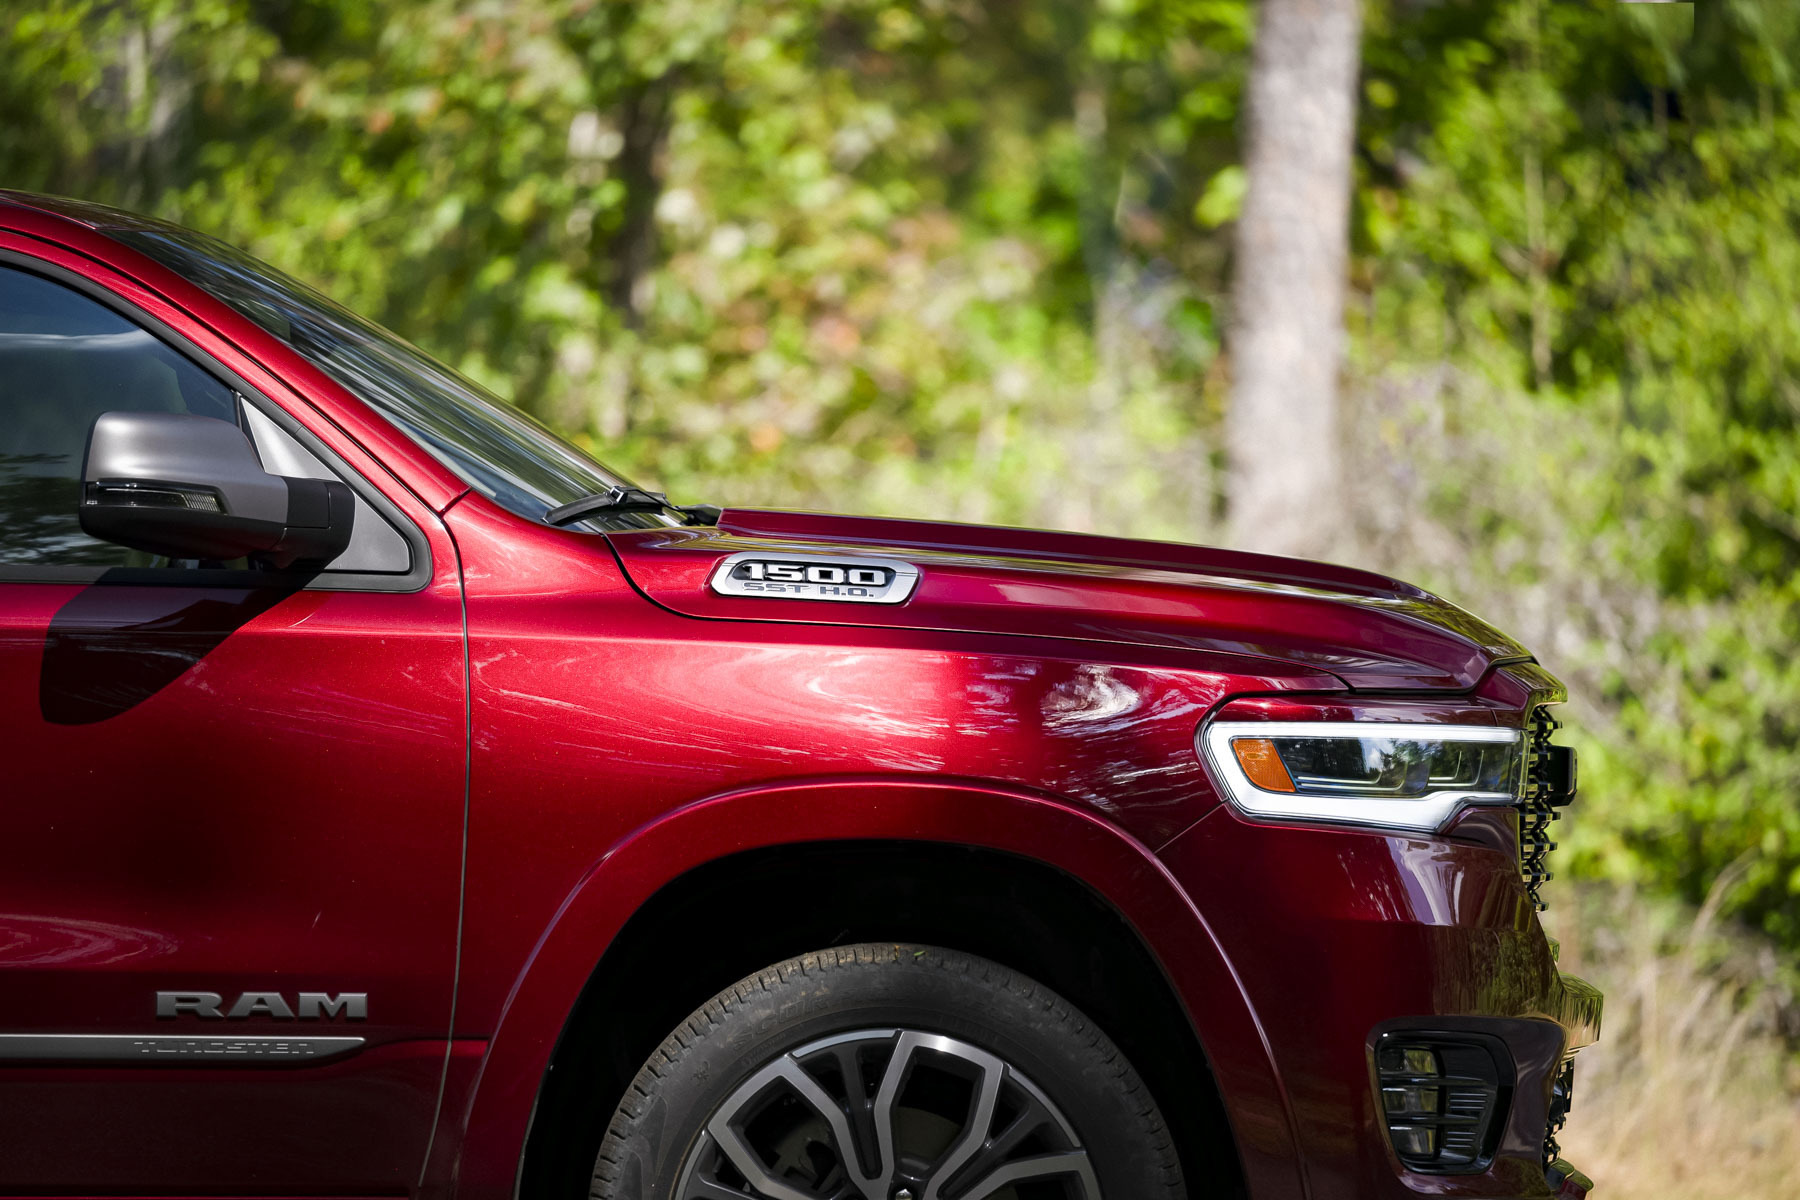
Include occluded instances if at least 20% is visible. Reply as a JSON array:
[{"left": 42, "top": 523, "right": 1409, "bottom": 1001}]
[
  {"left": 1161, "top": 806, "right": 1603, "bottom": 1199},
  {"left": 1549, "top": 973, "right": 1603, "bottom": 1055}
]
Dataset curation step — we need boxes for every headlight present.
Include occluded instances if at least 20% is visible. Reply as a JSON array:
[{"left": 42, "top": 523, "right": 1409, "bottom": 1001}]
[{"left": 1200, "top": 721, "right": 1522, "bottom": 832}]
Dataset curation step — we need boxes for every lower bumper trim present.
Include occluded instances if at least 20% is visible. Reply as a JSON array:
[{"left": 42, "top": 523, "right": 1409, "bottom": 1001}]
[{"left": 1547, "top": 1158, "right": 1595, "bottom": 1198}]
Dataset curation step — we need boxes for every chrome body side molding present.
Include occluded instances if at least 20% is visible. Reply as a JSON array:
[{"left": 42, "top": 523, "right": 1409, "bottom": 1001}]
[{"left": 0, "top": 1033, "right": 365, "bottom": 1064}]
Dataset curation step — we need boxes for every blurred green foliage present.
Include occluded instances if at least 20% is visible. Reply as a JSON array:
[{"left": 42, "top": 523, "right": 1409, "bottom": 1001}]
[
  {"left": 1356, "top": 0, "right": 1800, "bottom": 950},
  {"left": 3, "top": 0, "right": 1798, "bottom": 947}
]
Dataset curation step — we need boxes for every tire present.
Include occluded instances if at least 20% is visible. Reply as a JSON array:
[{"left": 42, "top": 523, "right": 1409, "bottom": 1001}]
[{"left": 591, "top": 943, "right": 1185, "bottom": 1200}]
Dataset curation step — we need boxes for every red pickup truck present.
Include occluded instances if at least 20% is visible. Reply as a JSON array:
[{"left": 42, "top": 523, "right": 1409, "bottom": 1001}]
[{"left": 0, "top": 192, "right": 1600, "bottom": 1200}]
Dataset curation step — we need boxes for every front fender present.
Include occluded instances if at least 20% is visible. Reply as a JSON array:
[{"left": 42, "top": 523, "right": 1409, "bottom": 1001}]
[{"left": 443, "top": 776, "right": 1304, "bottom": 1200}]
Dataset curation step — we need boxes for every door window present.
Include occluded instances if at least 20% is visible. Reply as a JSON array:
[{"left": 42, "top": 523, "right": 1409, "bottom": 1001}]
[
  {"left": 0, "top": 263, "right": 409, "bottom": 574},
  {"left": 0, "top": 264, "right": 236, "bottom": 566}
]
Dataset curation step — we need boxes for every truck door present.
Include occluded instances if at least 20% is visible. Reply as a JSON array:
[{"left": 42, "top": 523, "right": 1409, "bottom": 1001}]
[{"left": 0, "top": 253, "right": 467, "bottom": 1193}]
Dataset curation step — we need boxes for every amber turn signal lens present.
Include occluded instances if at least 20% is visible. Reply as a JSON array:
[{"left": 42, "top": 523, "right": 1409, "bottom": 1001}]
[{"left": 1231, "top": 737, "right": 1296, "bottom": 792}]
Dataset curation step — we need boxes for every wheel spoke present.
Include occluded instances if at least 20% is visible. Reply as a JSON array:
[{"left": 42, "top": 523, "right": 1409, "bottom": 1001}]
[
  {"left": 948, "top": 1150, "right": 1102, "bottom": 1200},
  {"left": 680, "top": 1027, "right": 1104, "bottom": 1200},
  {"left": 917, "top": 1040, "right": 1005, "bottom": 1200},
  {"left": 680, "top": 1164, "right": 774, "bottom": 1200},
  {"left": 705, "top": 1121, "right": 822, "bottom": 1200},
  {"left": 824, "top": 1040, "right": 883, "bottom": 1181},
  {"left": 707, "top": 1055, "right": 886, "bottom": 1200},
  {"left": 869, "top": 1030, "right": 922, "bottom": 1185},
  {"left": 930, "top": 1091, "right": 1055, "bottom": 1195}
]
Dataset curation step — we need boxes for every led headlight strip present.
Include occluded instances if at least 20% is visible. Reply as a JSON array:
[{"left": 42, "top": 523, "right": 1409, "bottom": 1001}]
[{"left": 1201, "top": 721, "right": 1523, "bottom": 833}]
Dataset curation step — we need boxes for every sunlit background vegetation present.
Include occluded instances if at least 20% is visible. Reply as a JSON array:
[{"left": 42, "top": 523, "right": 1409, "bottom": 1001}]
[{"left": 5, "top": 1, "right": 1798, "bottom": 1189}]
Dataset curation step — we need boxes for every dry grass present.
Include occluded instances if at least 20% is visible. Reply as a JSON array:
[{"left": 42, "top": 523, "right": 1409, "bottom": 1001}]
[{"left": 1544, "top": 877, "right": 1800, "bottom": 1199}]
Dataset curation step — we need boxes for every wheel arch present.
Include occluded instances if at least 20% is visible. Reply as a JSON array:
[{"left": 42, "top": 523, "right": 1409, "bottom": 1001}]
[{"left": 450, "top": 779, "right": 1300, "bottom": 1200}]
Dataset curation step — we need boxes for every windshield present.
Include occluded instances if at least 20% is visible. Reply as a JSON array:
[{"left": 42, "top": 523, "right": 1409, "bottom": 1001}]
[{"left": 105, "top": 223, "right": 672, "bottom": 531}]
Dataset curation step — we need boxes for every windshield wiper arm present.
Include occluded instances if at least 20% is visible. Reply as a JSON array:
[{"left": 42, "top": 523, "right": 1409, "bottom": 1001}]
[{"left": 544, "top": 486, "right": 721, "bottom": 528}]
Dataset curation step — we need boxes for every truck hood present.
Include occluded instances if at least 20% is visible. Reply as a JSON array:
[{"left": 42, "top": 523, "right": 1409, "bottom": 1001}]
[{"left": 607, "top": 509, "right": 1531, "bottom": 690}]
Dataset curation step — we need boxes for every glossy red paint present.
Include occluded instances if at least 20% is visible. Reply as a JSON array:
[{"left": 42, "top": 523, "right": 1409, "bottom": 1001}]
[
  {"left": 0, "top": 193, "right": 1599, "bottom": 1200},
  {"left": 439, "top": 488, "right": 1340, "bottom": 1198},
  {"left": 0, "top": 527, "right": 467, "bottom": 1191},
  {"left": 609, "top": 514, "right": 1526, "bottom": 689}
]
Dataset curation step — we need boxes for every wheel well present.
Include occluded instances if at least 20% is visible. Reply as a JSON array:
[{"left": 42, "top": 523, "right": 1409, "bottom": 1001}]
[{"left": 518, "top": 840, "right": 1246, "bottom": 1199}]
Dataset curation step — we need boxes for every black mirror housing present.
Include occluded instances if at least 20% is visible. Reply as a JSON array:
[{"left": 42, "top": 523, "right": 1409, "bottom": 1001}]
[{"left": 80, "top": 411, "right": 354, "bottom": 570}]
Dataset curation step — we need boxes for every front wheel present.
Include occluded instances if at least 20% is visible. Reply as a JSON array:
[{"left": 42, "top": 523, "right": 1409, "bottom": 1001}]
[{"left": 591, "top": 943, "right": 1185, "bottom": 1199}]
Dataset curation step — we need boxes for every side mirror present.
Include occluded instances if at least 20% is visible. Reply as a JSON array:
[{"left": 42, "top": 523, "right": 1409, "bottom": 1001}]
[{"left": 80, "top": 411, "right": 354, "bottom": 570}]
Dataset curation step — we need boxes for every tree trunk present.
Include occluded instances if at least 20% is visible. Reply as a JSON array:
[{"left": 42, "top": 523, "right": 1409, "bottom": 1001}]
[
  {"left": 1225, "top": 0, "right": 1363, "bottom": 560},
  {"left": 598, "top": 73, "right": 677, "bottom": 329}
]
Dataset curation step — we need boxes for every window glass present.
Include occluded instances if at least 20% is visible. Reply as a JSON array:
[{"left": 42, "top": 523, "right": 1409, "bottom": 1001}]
[
  {"left": 0, "top": 265, "right": 237, "bottom": 566},
  {"left": 110, "top": 225, "right": 676, "bottom": 531}
]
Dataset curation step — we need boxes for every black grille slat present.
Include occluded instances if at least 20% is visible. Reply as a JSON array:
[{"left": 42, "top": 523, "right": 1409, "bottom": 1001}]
[
  {"left": 1375, "top": 1034, "right": 1510, "bottom": 1172},
  {"left": 1446, "top": 1090, "right": 1489, "bottom": 1116},
  {"left": 1517, "top": 709, "right": 1564, "bottom": 911}
]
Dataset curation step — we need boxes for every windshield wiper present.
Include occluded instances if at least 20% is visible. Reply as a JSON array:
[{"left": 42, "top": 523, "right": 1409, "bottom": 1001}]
[{"left": 544, "top": 485, "right": 722, "bottom": 528}]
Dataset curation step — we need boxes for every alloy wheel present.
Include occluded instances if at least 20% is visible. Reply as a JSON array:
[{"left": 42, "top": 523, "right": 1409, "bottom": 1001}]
[{"left": 675, "top": 1027, "right": 1103, "bottom": 1200}]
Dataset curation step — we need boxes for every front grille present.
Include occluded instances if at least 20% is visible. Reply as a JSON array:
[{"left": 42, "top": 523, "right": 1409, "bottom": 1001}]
[
  {"left": 1543, "top": 1056, "right": 1576, "bottom": 1166},
  {"left": 1518, "top": 708, "right": 1576, "bottom": 911}
]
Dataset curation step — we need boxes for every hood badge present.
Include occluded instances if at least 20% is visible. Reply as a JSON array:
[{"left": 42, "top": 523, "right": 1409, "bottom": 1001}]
[{"left": 709, "top": 551, "right": 921, "bottom": 605}]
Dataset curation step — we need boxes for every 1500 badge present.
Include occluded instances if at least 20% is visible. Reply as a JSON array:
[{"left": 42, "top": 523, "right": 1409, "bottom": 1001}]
[{"left": 709, "top": 551, "right": 921, "bottom": 605}]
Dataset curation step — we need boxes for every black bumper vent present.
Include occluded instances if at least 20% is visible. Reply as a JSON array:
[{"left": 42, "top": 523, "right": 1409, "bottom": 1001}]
[
  {"left": 1375, "top": 1033, "right": 1513, "bottom": 1173},
  {"left": 1519, "top": 708, "right": 1577, "bottom": 911}
]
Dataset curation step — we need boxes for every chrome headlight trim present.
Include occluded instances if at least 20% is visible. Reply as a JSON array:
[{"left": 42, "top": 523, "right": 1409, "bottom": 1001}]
[{"left": 1200, "top": 720, "right": 1523, "bottom": 833}]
